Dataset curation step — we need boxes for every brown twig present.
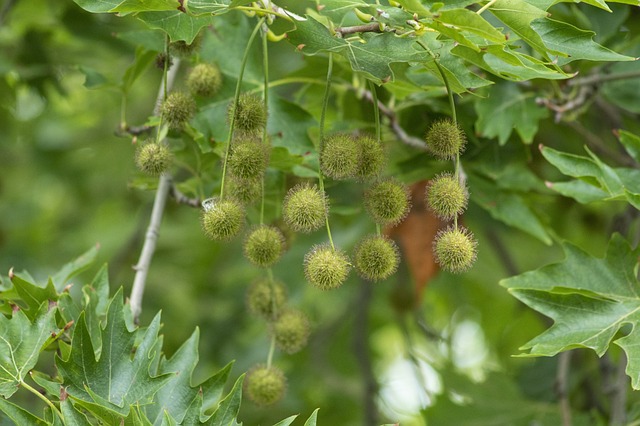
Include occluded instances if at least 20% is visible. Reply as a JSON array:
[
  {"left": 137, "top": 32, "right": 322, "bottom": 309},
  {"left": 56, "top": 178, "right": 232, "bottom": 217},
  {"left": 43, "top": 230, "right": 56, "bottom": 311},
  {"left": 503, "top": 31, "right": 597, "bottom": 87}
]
[
  {"left": 169, "top": 181, "right": 201, "bottom": 208},
  {"left": 117, "top": 124, "right": 153, "bottom": 137},
  {"left": 567, "top": 69, "right": 640, "bottom": 87},
  {"left": 536, "top": 86, "right": 593, "bottom": 123},
  {"left": 336, "top": 23, "right": 383, "bottom": 37}
]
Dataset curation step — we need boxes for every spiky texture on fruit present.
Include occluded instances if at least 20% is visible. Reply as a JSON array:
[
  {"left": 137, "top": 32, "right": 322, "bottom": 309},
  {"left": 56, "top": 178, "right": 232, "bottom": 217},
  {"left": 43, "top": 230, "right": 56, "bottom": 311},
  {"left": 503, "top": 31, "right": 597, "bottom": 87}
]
[
  {"left": 320, "top": 133, "right": 359, "bottom": 180},
  {"left": 433, "top": 226, "right": 477, "bottom": 273},
  {"left": 154, "top": 52, "right": 173, "bottom": 70},
  {"left": 228, "top": 176, "right": 261, "bottom": 205},
  {"left": 187, "top": 63, "right": 222, "bottom": 98},
  {"left": 364, "top": 179, "right": 410, "bottom": 226},
  {"left": 135, "top": 142, "right": 172, "bottom": 176},
  {"left": 201, "top": 198, "right": 244, "bottom": 241},
  {"left": 354, "top": 235, "right": 400, "bottom": 282},
  {"left": 426, "top": 173, "right": 468, "bottom": 220},
  {"left": 229, "top": 93, "right": 267, "bottom": 135},
  {"left": 244, "top": 225, "right": 285, "bottom": 267},
  {"left": 246, "top": 279, "right": 287, "bottom": 320},
  {"left": 244, "top": 365, "right": 286, "bottom": 406},
  {"left": 271, "top": 308, "right": 310, "bottom": 354},
  {"left": 355, "top": 135, "right": 385, "bottom": 180},
  {"left": 168, "top": 36, "right": 202, "bottom": 58},
  {"left": 161, "top": 92, "right": 196, "bottom": 129},
  {"left": 228, "top": 139, "right": 269, "bottom": 180},
  {"left": 304, "top": 244, "right": 351, "bottom": 290},
  {"left": 282, "top": 184, "right": 327, "bottom": 233},
  {"left": 425, "top": 119, "right": 466, "bottom": 160}
]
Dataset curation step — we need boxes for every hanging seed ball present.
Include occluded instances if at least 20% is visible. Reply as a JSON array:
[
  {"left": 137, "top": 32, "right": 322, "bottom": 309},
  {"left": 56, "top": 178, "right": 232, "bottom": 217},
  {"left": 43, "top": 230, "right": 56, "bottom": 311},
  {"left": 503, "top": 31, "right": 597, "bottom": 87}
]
[
  {"left": 244, "top": 225, "right": 285, "bottom": 267},
  {"left": 364, "top": 179, "right": 410, "bottom": 226},
  {"left": 433, "top": 226, "right": 477, "bottom": 273},
  {"left": 304, "top": 244, "right": 351, "bottom": 290},
  {"left": 161, "top": 92, "right": 196, "bottom": 130},
  {"left": 201, "top": 198, "right": 244, "bottom": 241},
  {"left": 229, "top": 93, "right": 267, "bottom": 135},
  {"left": 355, "top": 135, "right": 385, "bottom": 181},
  {"left": 425, "top": 119, "right": 466, "bottom": 160},
  {"left": 135, "top": 142, "right": 172, "bottom": 176},
  {"left": 154, "top": 52, "right": 173, "bottom": 70},
  {"left": 426, "top": 173, "right": 468, "bottom": 220},
  {"left": 168, "top": 36, "right": 202, "bottom": 58},
  {"left": 282, "top": 184, "right": 327, "bottom": 233},
  {"left": 228, "top": 139, "right": 269, "bottom": 180},
  {"left": 244, "top": 365, "right": 286, "bottom": 406},
  {"left": 228, "top": 176, "right": 261, "bottom": 205},
  {"left": 271, "top": 308, "right": 310, "bottom": 354},
  {"left": 320, "top": 133, "right": 359, "bottom": 180},
  {"left": 246, "top": 279, "right": 287, "bottom": 320},
  {"left": 354, "top": 235, "right": 400, "bottom": 282},
  {"left": 187, "top": 63, "right": 222, "bottom": 98}
]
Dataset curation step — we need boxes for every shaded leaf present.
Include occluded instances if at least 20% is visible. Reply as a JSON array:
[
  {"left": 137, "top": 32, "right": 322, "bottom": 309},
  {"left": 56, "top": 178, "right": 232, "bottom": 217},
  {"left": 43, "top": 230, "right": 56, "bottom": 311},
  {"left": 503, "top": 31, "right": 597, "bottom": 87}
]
[
  {"left": 50, "top": 245, "right": 99, "bottom": 292},
  {"left": 489, "top": 0, "right": 553, "bottom": 57},
  {"left": 205, "top": 374, "right": 243, "bottom": 425},
  {"left": 618, "top": 129, "right": 640, "bottom": 163},
  {"left": 137, "top": 11, "right": 215, "bottom": 43},
  {"left": 0, "top": 397, "right": 48, "bottom": 425},
  {"left": 8, "top": 275, "right": 58, "bottom": 322},
  {"left": 303, "top": 408, "right": 319, "bottom": 426},
  {"left": 436, "top": 8, "right": 506, "bottom": 44}
]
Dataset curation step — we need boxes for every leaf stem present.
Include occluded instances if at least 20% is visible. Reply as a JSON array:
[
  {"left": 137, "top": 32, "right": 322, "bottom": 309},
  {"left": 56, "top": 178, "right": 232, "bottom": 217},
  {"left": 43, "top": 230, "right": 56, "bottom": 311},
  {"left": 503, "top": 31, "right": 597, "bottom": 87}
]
[
  {"left": 318, "top": 53, "right": 336, "bottom": 250},
  {"left": 260, "top": 22, "right": 270, "bottom": 226},
  {"left": 21, "top": 379, "right": 63, "bottom": 421},
  {"left": 220, "top": 17, "right": 266, "bottom": 200},
  {"left": 476, "top": 0, "right": 497, "bottom": 14}
]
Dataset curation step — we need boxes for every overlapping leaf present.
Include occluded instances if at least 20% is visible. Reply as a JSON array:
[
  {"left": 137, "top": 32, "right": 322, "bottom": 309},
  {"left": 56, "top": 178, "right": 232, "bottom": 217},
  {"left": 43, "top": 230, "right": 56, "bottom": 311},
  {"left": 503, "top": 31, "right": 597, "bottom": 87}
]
[{"left": 501, "top": 234, "right": 640, "bottom": 388}]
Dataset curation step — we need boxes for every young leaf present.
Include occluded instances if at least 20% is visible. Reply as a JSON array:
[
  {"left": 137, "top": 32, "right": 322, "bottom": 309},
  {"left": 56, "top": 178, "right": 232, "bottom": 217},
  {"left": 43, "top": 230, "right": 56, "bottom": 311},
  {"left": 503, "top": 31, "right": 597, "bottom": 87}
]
[
  {"left": 0, "top": 305, "right": 56, "bottom": 398},
  {"left": 205, "top": 374, "right": 243, "bottom": 426},
  {"left": 501, "top": 234, "right": 640, "bottom": 388},
  {"left": 50, "top": 245, "right": 99, "bottom": 291},
  {"left": 303, "top": 408, "right": 319, "bottom": 426},
  {"left": 8, "top": 275, "right": 58, "bottom": 321}
]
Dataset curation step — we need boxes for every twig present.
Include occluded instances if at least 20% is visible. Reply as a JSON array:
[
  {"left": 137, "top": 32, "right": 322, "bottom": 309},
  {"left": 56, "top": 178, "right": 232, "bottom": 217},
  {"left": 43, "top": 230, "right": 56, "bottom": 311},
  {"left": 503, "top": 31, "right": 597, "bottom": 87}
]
[
  {"left": 610, "top": 352, "right": 629, "bottom": 426},
  {"left": 169, "top": 181, "right": 201, "bottom": 208},
  {"left": 567, "top": 69, "right": 640, "bottom": 87},
  {"left": 536, "top": 85, "right": 593, "bottom": 123},
  {"left": 117, "top": 124, "right": 153, "bottom": 137},
  {"left": 336, "top": 23, "right": 383, "bottom": 37},
  {"left": 129, "top": 59, "right": 181, "bottom": 324},
  {"left": 555, "top": 351, "right": 572, "bottom": 426}
]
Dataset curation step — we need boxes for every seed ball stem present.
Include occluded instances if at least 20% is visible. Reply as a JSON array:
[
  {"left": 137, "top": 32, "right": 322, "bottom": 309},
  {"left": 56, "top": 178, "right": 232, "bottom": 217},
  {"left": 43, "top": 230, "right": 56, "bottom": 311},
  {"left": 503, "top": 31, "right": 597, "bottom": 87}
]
[
  {"left": 161, "top": 92, "right": 196, "bottom": 130},
  {"left": 282, "top": 184, "right": 328, "bottom": 233},
  {"left": 271, "top": 308, "right": 310, "bottom": 354},
  {"left": 246, "top": 279, "right": 287, "bottom": 320},
  {"left": 201, "top": 198, "right": 245, "bottom": 241},
  {"left": 244, "top": 365, "right": 286, "bottom": 406},
  {"left": 320, "top": 133, "right": 359, "bottom": 180},
  {"left": 243, "top": 225, "right": 285, "bottom": 267},
  {"left": 426, "top": 173, "right": 468, "bottom": 220},
  {"left": 304, "top": 244, "right": 351, "bottom": 290},
  {"left": 354, "top": 235, "right": 400, "bottom": 282},
  {"left": 433, "top": 226, "right": 477, "bottom": 273},
  {"left": 187, "top": 63, "right": 222, "bottom": 98},
  {"left": 135, "top": 142, "right": 172, "bottom": 176},
  {"left": 425, "top": 119, "right": 466, "bottom": 160},
  {"left": 364, "top": 179, "right": 410, "bottom": 226}
]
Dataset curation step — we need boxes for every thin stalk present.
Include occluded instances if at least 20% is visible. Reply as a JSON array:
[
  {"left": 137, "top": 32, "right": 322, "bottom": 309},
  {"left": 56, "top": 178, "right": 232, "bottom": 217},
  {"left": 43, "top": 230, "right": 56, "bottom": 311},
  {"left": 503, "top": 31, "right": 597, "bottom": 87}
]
[
  {"left": 21, "top": 380, "right": 63, "bottom": 421},
  {"left": 266, "top": 335, "right": 276, "bottom": 368},
  {"left": 260, "top": 23, "right": 270, "bottom": 226},
  {"left": 477, "top": 0, "right": 497, "bottom": 14},
  {"left": 318, "top": 53, "right": 336, "bottom": 250},
  {"left": 219, "top": 17, "right": 265, "bottom": 200},
  {"left": 120, "top": 94, "right": 127, "bottom": 131},
  {"left": 368, "top": 80, "right": 381, "bottom": 143}
]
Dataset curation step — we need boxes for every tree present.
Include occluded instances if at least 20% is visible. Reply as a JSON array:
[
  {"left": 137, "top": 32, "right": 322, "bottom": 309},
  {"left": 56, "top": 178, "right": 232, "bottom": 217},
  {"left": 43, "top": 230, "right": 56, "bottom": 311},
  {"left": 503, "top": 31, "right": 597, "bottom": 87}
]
[{"left": 1, "top": 0, "right": 640, "bottom": 424}]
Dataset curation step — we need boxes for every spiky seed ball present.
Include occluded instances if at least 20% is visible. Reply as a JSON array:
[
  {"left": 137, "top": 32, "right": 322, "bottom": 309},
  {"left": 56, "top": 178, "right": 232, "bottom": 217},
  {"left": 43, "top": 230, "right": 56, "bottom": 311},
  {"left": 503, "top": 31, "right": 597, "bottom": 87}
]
[
  {"left": 433, "top": 226, "right": 477, "bottom": 273},
  {"left": 229, "top": 93, "right": 267, "bottom": 135},
  {"left": 228, "top": 140, "right": 269, "bottom": 180},
  {"left": 354, "top": 235, "right": 400, "bottom": 282},
  {"left": 426, "top": 173, "right": 468, "bottom": 220},
  {"left": 283, "top": 184, "right": 327, "bottom": 233},
  {"left": 154, "top": 52, "right": 173, "bottom": 70},
  {"left": 271, "top": 309, "right": 310, "bottom": 354},
  {"left": 161, "top": 92, "right": 196, "bottom": 129},
  {"left": 228, "top": 177, "right": 261, "bottom": 205},
  {"left": 246, "top": 279, "right": 287, "bottom": 320},
  {"left": 168, "top": 36, "right": 202, "bottom": 58},
  {"left": 304, "top": 244, "right": 351, "bottom": 290},
  {"left": 201, "top": 198, "right": 244, "bottom": 241},
  {"left": 244, "top": 365, "right": 286, "bottom": 406},
  {"left": 355, "top": 135, "right": 385, "bottom": 180},
  {"left": 244, "top": 225, "right": 285, "bottom": 267},
  {"left": 135, "top": 143, "right": 172, "bottom": 176},
  {"left": 320, "top": 134, "right": 359, "bottom": 180},
  {"left": 425, "top": 119, "right": 466, "bottom": 160},
  {"left": 187, "top": 63, "right": 222, "bottom": 98},
  {"left": 364, "top": 179, "right": 410, "bottom": 226}
]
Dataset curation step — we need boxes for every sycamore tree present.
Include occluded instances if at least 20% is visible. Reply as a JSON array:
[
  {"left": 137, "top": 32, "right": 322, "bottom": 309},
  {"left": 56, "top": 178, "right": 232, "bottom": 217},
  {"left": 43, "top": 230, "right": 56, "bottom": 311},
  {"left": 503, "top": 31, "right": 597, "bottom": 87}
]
[{"left": 2, "top": 0, "right": 640, "bottom": 425}]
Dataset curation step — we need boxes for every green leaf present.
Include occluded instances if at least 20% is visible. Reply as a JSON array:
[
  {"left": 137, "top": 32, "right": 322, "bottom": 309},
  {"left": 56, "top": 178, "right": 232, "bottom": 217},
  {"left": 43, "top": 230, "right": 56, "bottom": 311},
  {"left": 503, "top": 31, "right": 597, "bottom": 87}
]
[
  {"left": 50, "top": 245, "right": 99, "bottom": 292},
  {"left": 0, "top": 305, "right": 56, "bottom": 398},
  {"left": 109, "top": 0, "right": 178, "bottom": 13},
  {"left": 269, "top": 96, "right": 316, "bottom": 156},
  {"left": 303, "top": 408, "right": 319, "bottom": 426},
  {"left": 489, "top": 0, "right": 553, "bottom": 57},
  {"left": 61, "top": 397, "right": 92, "bottom": 426},
  {"left": 0, "top": 397, "right": 48, "bottom": 425},
  {"left": 618, "top": 129, "right": 640, "bottom": 163},
  {"left": 475, "top": 82, "right": 549, "bottom": 144},
  {"left": 436, "top": 8, "right": 506, "bottom": 44},
  {"left": 9, "top": 275, "right": 58, "bottom": 321},
  {"left": 501, "top": 234, "right": 640, "bottom": 388},
  {"left": 530, "top": 18, "right": 636, "bottom": 63},
  {"left": 122, "top": 48, "right": 157, "bottom": 93},
  {"left": 72, "top": 0, "right": 124, "bottom": 13},
  {"left": 272, "top": 415, "right": 298, "bottom": 426},
  {"left": 137, "top": 11, "right": 215, "bottom": 43},
  {"left": 205, "top": 373, "right": 243, "bottom": 425},
  {"left": 56, "top": 289, "right": 172, "bottom": 415}
]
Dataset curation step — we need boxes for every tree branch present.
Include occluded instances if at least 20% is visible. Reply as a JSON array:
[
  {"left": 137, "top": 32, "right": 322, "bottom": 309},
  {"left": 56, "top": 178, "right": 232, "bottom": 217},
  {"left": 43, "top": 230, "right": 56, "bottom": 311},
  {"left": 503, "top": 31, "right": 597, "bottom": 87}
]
[
  {"left": 555, "top": 351, "right": 572, "bottom": 426},
  {"left": 129, "top": 59, "right": 181, "bottom": 324},
  {"left": 169, "top": 181, "right": 202, "bottom": 208},
  {"left": 567, "top": 69, "right": 640, "bottom": 87},
  {"left": 336, "top": 23, "right": 383, "bottom": 37}
]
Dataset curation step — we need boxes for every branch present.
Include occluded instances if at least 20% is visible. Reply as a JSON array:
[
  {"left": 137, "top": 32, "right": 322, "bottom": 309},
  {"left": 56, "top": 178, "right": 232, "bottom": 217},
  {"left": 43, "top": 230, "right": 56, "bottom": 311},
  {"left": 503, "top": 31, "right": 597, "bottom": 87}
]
[
  {"left": 169, "top": 181, "right": 201, "bottom": 208},
  {"left": 609, "top": 351, "right": 629, "bottom": 425},
  {"left": 129, "top": 59, "right": 181, "bottom": 324},
  {"left": 336, "top": 23, "right": 383, "bottom": 37},
  {"left": 567, "top": 69, "right": 640, "bottom": 87},
  {"left": 555, "top": 351, "right": 572, "bottom": 426}
]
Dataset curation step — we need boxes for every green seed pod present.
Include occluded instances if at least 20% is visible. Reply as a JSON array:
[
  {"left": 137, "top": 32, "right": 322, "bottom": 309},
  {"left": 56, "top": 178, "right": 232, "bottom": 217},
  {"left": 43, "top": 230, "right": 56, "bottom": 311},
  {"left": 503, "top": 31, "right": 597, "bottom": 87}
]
[
  {"left": 244, "top": 365, "right": 286, "bottom": 406},
  {"left": 271, "top": 308, "right": 310, "bottom": 354},
  {"left": 229, "top": 93, "right": 267, "bottom": 135},
  {"left": 246, "top": 279, "right": 287, "bottom": 320},
  {"left": 355, "top": 135, "right": 385, "bottom": 181},
  {"left": 320, "top": 133, "right": 359, "bottom": 180},
  {"left": 135, "top": 142, "right": 172, "bottom": 176},
  {"left": 187, "top": 63, "right": 222, "bottom": 98},
  {"left": 228, "top": 139, "right": 269, "bottom": 180},
  {"left": 425, "top": 119, "right": 466, "bottom": 160},
  {"left": 282, "top": 184, "right": 327, "bottom": 233},
  {"left": 433, "top": 226, "right": 477, "bottom": 273},
  {"left": 244, "top": 225, "right": 285, "bottom": 267},
  {"left": 154, "top": 52, "right": 173, "bottom": 70},
  {"left": 354, "top": 235, "right": 400, "bottom": 282},
  {"left": 228, "top": 176, "right": 262, "bottom": 205},
  {"left": 161, "top": 92, "right": 196, "bottom": 130},
  {"left": 426, "top": 173, "right": 468, "bottom": 220},
  {"left": 201, "top": 198, "right": 244, "bottom": 241},
  {"left": 364, "top": 179, "right": 410, "bottom": 226},
  {"left": 304, "top": 244, "right": 351, "bottom": 290}
]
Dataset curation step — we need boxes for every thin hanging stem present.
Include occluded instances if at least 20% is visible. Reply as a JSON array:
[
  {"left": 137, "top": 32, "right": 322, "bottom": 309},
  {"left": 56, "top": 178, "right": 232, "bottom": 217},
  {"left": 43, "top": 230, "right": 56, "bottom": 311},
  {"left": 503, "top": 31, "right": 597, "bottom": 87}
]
[
  {"left": 21, "top": 380, "right": 63, "bottom": 421},
  {"left": 260, "top": 22, "right": 270, "bottom": 225},
  {"left": 368, "top": 80, "right": 381, "bottom": 143},
  {"left": 220, "top": 17, "right": 266, "bottom": 200},
  {"left": 318, "top": 53, "right": 336, "bottom": 250}
]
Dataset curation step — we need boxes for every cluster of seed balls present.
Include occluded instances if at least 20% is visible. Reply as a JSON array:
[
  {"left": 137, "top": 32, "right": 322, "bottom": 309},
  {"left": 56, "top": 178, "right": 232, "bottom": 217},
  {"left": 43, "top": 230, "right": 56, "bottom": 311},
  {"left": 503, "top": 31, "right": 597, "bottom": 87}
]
[{"left": 424, "top": 119, "right": 477, "bottom": 273}]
